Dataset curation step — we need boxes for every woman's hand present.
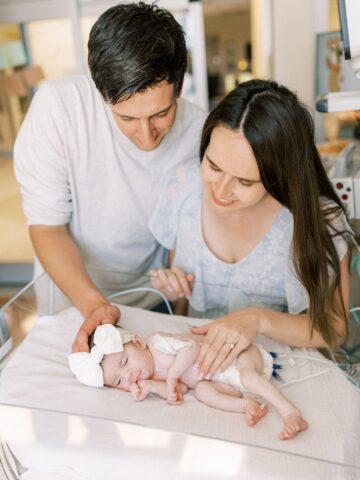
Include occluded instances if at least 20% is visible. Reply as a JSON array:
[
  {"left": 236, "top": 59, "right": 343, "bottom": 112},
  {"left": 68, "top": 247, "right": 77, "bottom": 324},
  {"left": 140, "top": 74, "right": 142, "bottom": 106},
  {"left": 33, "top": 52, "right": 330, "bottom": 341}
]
[
  {"left": 150, "top": 268, "right": 194, "bottom": 302},
  {"left": 191, "top": 309, "right": 261, "bottom": 379},
  {"left": 71, "top": 302, "right": 120, "bottom": 353}
]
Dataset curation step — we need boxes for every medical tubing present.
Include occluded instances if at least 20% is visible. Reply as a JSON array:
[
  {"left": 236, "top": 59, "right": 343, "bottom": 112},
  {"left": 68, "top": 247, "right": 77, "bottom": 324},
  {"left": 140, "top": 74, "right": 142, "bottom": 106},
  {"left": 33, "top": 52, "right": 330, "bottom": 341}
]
[
  {"left": 275, "top": 352, "right": 360, "bottom": 389},
  {"left": 349, "top": 303, "right": 360, "bottom": 325},
  {"left": 106, "top": 287, "right": 173, "bottom": 315},
  {"left": 277, "top": 368, "right": 333, "bottom": 388},
  {"left": 350, "top": 235, "right": 360, "bottom": 253}
]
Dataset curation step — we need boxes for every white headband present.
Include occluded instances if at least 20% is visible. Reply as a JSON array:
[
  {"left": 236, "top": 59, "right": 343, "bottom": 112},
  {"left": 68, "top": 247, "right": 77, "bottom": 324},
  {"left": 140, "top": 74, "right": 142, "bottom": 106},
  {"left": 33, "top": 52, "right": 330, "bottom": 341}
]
[{"left": 68, "top": 324, "right": 134, "bottom": 387}]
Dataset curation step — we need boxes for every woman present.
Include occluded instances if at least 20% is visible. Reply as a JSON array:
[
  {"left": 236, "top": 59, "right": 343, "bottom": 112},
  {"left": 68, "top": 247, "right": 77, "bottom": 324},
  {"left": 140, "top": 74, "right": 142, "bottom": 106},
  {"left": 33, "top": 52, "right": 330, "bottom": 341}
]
[{"left": 149, "top": 79, "right": 353, "bottom": 380}]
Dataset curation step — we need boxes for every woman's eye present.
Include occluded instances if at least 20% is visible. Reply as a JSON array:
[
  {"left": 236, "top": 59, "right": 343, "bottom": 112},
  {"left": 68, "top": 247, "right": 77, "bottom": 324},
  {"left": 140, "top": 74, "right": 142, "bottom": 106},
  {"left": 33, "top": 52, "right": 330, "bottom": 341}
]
[{"left": 238, "top": 179, "right": 252, "bottom": 187}]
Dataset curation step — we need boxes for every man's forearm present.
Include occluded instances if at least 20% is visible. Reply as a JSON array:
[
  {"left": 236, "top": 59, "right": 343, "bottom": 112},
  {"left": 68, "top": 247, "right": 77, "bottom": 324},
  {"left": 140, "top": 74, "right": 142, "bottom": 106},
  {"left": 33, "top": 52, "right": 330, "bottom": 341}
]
[{"left": 30, "top": 225, "right": 107, "bottom": 316}]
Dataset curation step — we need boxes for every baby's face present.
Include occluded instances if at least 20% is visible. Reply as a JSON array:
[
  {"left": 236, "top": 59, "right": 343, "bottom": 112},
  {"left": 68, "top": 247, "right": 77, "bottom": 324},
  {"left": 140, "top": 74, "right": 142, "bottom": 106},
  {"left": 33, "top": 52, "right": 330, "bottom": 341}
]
[{"left": 101, "top": 341, "right": 153, "bottom": 391}]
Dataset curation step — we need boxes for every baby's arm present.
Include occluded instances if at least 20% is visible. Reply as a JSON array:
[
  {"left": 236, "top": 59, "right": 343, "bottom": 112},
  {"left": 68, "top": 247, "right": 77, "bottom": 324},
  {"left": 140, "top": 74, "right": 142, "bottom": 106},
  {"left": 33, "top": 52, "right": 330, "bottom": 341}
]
[
  {"left": 148, "top": 333, "right": 199, "bottom": 404},
  {"left": 167, "top": 342, "right": 198, "bottom": 404},
  {"left": 130, "top": 379, "right": 187, "bottom": 402}
]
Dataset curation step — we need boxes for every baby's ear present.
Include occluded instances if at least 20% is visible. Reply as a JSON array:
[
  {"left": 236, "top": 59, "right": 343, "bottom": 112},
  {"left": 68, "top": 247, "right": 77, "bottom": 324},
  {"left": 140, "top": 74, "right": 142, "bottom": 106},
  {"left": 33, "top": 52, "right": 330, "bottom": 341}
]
[{"left": 133, "top": 335, "right": 146, "bottom": 350}]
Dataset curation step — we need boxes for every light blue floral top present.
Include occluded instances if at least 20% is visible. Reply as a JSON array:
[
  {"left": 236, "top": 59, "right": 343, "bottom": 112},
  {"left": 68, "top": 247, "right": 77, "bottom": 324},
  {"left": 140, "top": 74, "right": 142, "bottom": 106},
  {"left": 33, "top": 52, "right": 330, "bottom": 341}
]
[{"left": 149, "top": 165, "right": 350, "bottom": 319}]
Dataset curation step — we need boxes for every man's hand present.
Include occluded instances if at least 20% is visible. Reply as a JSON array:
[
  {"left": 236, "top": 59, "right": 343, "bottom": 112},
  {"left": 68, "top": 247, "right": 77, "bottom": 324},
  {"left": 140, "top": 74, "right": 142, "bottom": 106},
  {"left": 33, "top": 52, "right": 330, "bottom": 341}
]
[{"left": 71, "top": 302, "right": 120, "bottom": 353}]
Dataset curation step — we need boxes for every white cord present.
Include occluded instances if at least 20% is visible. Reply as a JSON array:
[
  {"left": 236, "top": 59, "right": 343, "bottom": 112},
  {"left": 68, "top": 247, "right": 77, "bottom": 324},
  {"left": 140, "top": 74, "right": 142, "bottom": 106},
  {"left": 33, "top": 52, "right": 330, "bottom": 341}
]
[
  {"left": 278, "top": 368, "right": 332, "bottom": 389},
  {"left": 276, "top": 352, "right": 360, "bottom": 389},
  {"left": 350, "top": 307, "right": 360, "bottom": 314},
  {"left": 106, "top": 287, "right": 173, "bottom": 315}
]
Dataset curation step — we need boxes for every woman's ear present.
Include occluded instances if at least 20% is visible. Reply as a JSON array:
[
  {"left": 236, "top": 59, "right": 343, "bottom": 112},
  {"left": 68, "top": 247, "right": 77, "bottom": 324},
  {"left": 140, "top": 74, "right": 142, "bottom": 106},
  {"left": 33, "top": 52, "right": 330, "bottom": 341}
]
[{"left": 133, "top": 335, "right": 146, "bottom": 350}]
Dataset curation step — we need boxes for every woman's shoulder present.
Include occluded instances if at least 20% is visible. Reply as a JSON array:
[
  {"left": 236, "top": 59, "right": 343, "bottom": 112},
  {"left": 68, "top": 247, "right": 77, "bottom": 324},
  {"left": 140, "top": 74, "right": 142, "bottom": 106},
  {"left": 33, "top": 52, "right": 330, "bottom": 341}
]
[
  {"left": 265, "top": 207, "right": 294, "bottom": 243},
  {"left": 163, "top": 163, "right": 202, "bottom": 200}
]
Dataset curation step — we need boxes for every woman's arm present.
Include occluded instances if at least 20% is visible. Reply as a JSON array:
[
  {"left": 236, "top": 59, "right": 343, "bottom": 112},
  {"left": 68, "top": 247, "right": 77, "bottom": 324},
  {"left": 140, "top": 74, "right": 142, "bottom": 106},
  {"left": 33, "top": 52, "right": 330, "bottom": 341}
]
[
  {"left": 261, "top": 249, "right": 350, "bottom": 347},
  {"left": 192, "top": 256, "right": 349, "bottom": 378}
]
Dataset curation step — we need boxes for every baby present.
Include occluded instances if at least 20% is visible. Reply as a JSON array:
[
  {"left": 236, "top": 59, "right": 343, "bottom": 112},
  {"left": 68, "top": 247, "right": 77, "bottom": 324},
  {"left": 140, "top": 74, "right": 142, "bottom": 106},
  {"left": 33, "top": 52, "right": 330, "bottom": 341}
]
[{"left": 69, "top": 324, "right": 308, "bottom": 440}]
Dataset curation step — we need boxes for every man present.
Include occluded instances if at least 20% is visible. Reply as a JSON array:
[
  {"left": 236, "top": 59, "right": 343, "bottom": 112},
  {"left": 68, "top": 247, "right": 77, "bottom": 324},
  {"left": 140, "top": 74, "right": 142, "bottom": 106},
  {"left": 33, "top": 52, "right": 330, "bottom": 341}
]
[{"left": 14, "top": 2, "right": 206, "bottom": 352}]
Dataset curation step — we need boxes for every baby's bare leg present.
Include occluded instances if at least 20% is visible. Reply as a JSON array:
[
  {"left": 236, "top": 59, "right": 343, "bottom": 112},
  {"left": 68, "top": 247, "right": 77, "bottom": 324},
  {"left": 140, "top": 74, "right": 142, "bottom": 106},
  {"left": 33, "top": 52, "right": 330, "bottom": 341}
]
[
  {"left": 237, "top": 346, "right": 308, "bottom": 440},
  {"left": 194, "top": 380, "right": 267, "bottom": 426}
]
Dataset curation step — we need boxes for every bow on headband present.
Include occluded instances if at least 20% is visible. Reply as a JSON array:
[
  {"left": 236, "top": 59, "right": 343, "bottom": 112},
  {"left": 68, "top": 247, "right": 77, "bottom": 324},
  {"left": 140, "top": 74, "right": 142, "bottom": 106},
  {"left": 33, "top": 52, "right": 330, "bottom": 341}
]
[{"left": 68, "top": 324, "right": 134, "bottom": 387}]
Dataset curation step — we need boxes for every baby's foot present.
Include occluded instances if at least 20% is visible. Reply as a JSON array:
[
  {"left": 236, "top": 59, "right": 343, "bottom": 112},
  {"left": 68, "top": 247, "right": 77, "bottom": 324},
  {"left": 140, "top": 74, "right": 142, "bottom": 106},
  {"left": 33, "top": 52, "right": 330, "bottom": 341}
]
[
  {"left": 279, "top": 414, "right": 308, "bottom": 440},
  {"left": 245, "top": 400, "right": 267, "bottom": 426}
]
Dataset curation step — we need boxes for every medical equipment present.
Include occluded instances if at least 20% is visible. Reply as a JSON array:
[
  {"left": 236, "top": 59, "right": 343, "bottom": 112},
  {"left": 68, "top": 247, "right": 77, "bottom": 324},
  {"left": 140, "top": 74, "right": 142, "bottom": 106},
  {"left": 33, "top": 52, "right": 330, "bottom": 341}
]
[
  {"left": 316, "top": 0, "right": 360, "bottom": 113},
  {"left": 338, "top": 0, "right": 360, "bottom": 77},
  {"left": 327, "top": 142, "right": 360, "bottom": 218}
]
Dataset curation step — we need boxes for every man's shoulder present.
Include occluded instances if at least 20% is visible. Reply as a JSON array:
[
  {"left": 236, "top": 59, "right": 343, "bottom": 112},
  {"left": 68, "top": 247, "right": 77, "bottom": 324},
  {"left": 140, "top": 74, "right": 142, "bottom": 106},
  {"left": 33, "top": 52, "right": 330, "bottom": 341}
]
[
  {"left": 178, "top": 97, "right": 207, "bottom": 125},
  {"left": 179, "top": 97, "right": 207, "bottom": 116},
  {"left": 40, "top": 75, "right": 98, "bottom": 102}
]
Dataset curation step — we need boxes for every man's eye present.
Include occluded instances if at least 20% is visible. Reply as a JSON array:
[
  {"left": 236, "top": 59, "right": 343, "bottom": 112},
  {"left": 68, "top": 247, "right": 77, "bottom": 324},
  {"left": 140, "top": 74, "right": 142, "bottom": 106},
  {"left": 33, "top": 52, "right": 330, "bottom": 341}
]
[
  {"left": 209, "top": 163, "right": 220, "bottom": 172},
  {"left": 156, "top": 111, "right": 169, "bottom": 118}
]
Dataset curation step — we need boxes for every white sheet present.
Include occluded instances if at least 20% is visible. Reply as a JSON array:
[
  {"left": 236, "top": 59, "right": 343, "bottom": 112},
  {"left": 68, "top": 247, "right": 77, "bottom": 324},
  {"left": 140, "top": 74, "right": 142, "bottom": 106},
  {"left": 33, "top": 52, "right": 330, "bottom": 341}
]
[{"left": 0, "top": 305, "right": 359, "bottom": 479}]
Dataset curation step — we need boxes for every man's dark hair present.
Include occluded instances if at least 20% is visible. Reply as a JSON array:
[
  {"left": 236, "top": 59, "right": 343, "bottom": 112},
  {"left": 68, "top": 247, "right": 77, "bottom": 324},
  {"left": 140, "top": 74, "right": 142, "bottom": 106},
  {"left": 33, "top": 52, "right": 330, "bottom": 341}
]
[{"left": 88, "top": 2, "right": 187, "bottom": 104}]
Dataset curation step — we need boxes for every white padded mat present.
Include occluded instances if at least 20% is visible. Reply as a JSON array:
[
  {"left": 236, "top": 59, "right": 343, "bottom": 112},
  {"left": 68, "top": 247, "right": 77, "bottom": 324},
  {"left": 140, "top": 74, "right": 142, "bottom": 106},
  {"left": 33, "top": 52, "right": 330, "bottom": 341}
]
[{"left": 0, "top": 305, "right": 359, "bottom": 478}]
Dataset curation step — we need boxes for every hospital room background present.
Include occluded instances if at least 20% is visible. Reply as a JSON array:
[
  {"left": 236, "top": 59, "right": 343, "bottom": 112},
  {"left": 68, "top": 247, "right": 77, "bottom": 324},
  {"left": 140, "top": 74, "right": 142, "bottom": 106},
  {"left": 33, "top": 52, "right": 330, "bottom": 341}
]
[
  {"left": 0, "top": 0, "right": 360, "bottom": 479},
  {"left": 3, "top": 0, "right": 359, "bottom": 342}
]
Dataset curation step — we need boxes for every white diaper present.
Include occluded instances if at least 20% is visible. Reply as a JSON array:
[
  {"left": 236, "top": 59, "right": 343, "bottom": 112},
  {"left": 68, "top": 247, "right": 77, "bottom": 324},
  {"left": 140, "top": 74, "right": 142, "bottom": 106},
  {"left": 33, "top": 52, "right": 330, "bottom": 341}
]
[{"left": 211, "top": 344, "right": 273, "bottom": 394}]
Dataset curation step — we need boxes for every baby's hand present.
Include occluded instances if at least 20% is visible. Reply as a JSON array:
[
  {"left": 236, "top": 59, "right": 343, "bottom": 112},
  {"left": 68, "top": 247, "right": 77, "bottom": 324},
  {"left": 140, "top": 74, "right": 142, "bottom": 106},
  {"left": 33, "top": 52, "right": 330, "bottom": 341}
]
[
  {"left": 130, "top": 380, "right": 152, "bottom": 402},
  {"left": 150, "top": 268, "right": 194, "bottom": 302},
  {"left": 166, "top": 377, "right": 187, "bottom": 405}
]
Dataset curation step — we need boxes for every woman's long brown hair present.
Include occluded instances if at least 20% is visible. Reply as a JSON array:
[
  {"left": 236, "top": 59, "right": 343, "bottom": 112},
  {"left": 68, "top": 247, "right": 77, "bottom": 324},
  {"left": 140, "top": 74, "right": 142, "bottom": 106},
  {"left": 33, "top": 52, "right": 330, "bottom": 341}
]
[{"left": 200, "top": 79, "right": 353, "bottom": 349}]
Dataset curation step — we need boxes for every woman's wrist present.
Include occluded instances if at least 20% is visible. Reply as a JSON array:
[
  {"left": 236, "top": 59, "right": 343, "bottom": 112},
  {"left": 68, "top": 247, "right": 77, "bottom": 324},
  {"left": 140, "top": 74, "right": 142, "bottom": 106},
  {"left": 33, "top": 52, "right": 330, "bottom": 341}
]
[{"left": 253, "top": 307, "right": 271, "bottom": 335}]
